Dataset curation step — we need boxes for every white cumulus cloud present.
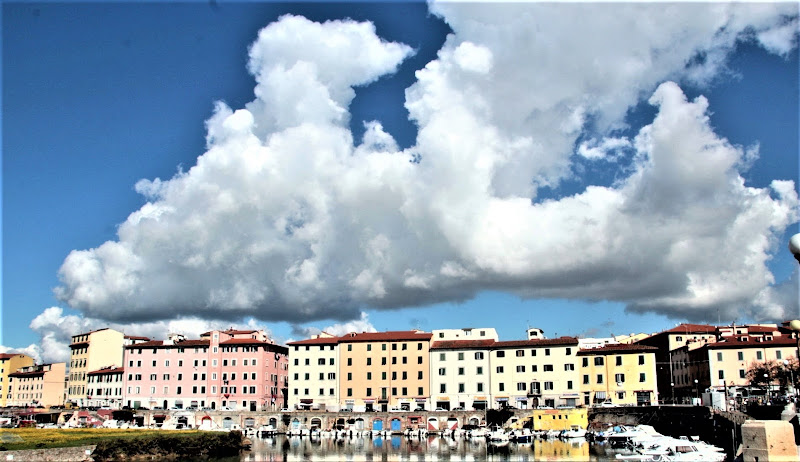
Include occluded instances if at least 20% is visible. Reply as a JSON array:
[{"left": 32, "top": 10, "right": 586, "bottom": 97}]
[{"left": 51, "top": 4, "right": 798, "bottom": 333}]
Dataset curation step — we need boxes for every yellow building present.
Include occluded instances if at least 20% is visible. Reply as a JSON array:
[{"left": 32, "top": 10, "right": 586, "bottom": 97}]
[
  {"left": 7, "top": 363, "right": 67, "bottom": 407},
  {"left": 0, "top": 353, "right": 35, "bottom": 407},
  {"left": 67, "top": 328, "right": 126, "bottom": 406},
  {"left": 286, "top": 332, "right": 340, "bottom": 410},
  {"left": 577, "top": 344, "right": 658, "bottom": 406},
  {"left": 340, "top": 331, "right": 433, "bottom": 411},
  {"left": 529, "top": 407, "right": 588, "bottom": 432}
]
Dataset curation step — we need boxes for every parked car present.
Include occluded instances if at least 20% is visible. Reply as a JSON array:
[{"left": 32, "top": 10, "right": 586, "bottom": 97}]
[
  {"left": 434, "top": 407, "right": 447, "bottom": 411},
  {"left": 279, "top": 408, "right": 291, "bottom": 412}
]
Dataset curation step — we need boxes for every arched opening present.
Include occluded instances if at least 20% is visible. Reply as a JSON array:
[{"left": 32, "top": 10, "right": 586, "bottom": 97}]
[
  {"left": 310, "top": 418, "right": 322, "bottom": 429},
  {"left": 390, "top": 418, "right": 402, "bottom": 432},
  {"left": 268, "top": 417, "right": 277, "bottom": 428},
  {"left": 335, "top": 418, "right": 345, "bottom": 430},
  {"left": 291, "top": 418, "right": 301, "bottom": 429},
  {"left": 469, "top": 416, "right": 480, "bottom": 426},
  {"left": 447, "top": 417, "right": 459, "bottom": 430},
  {"left": 427, "top": 417, "right": 438, "bottom": 432},
  {"left": 222, "top": 417, "right": 233, "bottom": 429},
  {"left": 355, "top": 418, "right": 365, "bottom": 430},
  {"left": 162, "top": 400, "right": 168, "bottom": 409},
  {"left": 244, "top": 418, "right": 255, "bottom": 428},
  {"left": 372, "top": 419, "right": 383, "bottom": 431},
  {"left": 177, "top": 416, "right": 189, "bottom": 428}
]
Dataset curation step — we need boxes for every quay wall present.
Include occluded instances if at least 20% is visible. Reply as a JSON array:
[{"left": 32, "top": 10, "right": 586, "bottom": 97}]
[
  {"left": 590, "top": 405, "right": 741, "bottom": 458},
  {"left": 0, "top": 445, "right": 95, "bottom": 461}
]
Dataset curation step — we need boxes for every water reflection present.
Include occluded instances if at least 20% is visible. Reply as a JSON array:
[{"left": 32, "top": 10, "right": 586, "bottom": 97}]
[{"left": 240, "top": 435, "right": 626, "bottom": 461}]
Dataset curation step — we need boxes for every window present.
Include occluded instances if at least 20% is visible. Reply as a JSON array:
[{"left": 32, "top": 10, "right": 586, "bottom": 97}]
[
  {"left": 544, "top": 365, "right": 554, "bottom": 372},
  {"left": 392, "top": 344, "right": 397, "bottom": 351},
  {"left": 738, "top": 352, "right": 744, "bottom": 361},
  {"left": 440, "top": 384, "right": 446, "bottom": 393},
  {"left": 382, "top": 344, "right": 386, "bottom": 351},
  {"left": 777, "top": 351, "right": 782, "bottom": 360},
  {"left": 545, "top": 348, "right": 550, "bottom": 356},
  {"left": 418, "top": 343, "right": 423, "bottom": 350},
  {"left": 615, "top": 373, "right": 625, "bottom": 383},
  {"left": 402, "top": 371, "right": 407, "bottom": 380},
  {"left": 582, "top": 358, "right": 588, "bottom": 367},
  {"left": 564, "top": 364, "right": 574, "bottom": 371},
  {"left": 544, "top": 381, "right": 554, "bottom": 390},
  {"left": 516, "top": 350, "right": 525, "bottom": 357},
  {"left": 718, "top": 370, "right": 724, "bottom": 380},
  {"left": 366, "top": 372, "right": 372, "bottom": 380},
  {"left": 757, "top": 351, "right": 763, "bottom": 360},
  {"left": 476, "top": 366, "right": 483, "bottom": 375},
  {"left": 347, "top": 344, "right": 352, "bottom": 351},
  {"left": 566, "top": 347, "right": 572, "bottom": 355},
  {"left": 516, "top": 365, "right": 525, "bottom": 373},
  {"left": 676, "top": 336, "right": 683, "bottom": 341},
  {"left": 496, "top": 366, "right": 504, "bottom": 373},
  {"left": 347, "top": 388, "right": 352, "bottom": 397},
  {"left": 638, "top": 355, "right": 645, "bottom": 365},
  {"left": 402, "top": 357, "right": 407, "bottom": 364},
  {"left": 318, "top": 358, "right": 325, "bottom": 365},
  {"left": 516, "top": 382, "right": 526, "bottom": 391},
  {"left": 366, "top": 387, "right": 372, "bottom": 396},
  {"left": 458, "top": 368, "right": 464, "bottom": 375},
  {"left": 418, "top": 371, "right": 423, "bottom": 380},
  {"left": 367, "top": 358, "right": 372, "bottom": 366},
  {"left": 458, "top": 352, "right": 464, "bottom": 360},
  {"left": 381, "top": 358, "right": 386, "bottom": 365},
  {"left": 392, "top": 372, "right": 397, "bottom": 380},
  {"left": 616, "top": 356, "right": 623, "bottom": 366},
  {"left": 477, "top": 382, "right": 484, "bottom": 392},
  {"left": 347, "top": 373, "right": 352, "bottom": 381},
  {"left": 639, "top": 373, "right": 646, "bottom": 382},
  {"left": 717, "top": 352, "right": 723, "bottom": 361},
  {"left": 347, "top": 358, "right": 352, "bottom": 366},
  {"left": 499, "top": 383, "right": 505, "bottom": 391},
  {"left": 567, "top": 380, "right": 573, "bottom": 390},
  {"left": 594, "top": 357, "right": 604, "bottom": 366},
  {"left": 439, "top": 353, "right": 445, "bottom": 361},
  {"left": 597, "top": 375, "right": 604, "bottom": 384},
  {"left": 304, "top": 359, "right": 309, "bottom": 366},
  {"left": 496, "top": 351, "right": 505, "bottom": 358},
  {"left": 475, "top": 352, "right": 484, "bottom": 360},
  {"left": 458, "top": 383, "right": 465, "bottom": 393},
  {"left": 531, "top": 365, "right": 538, "bottom": 372},
  {"left": 739, "top": 369, "right": 746, "bottom": 379}
]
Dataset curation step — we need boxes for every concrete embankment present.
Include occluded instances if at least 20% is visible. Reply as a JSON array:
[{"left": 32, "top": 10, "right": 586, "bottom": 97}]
[{"left": 0, "top": 445, "right": 95, "bottom": 461}]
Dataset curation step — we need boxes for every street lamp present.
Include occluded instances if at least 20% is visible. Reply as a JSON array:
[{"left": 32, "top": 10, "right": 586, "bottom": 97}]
[
  {"left": 694, "top": 379, "right": 699, "bottom": 404},
  {"left": 783, "top": 359, "right": 795, "bottom": 400}
]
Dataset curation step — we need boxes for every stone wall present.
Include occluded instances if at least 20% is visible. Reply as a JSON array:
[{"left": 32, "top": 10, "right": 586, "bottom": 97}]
[{"left": 0, "top": 445, "right": 95, "bottom": 461}]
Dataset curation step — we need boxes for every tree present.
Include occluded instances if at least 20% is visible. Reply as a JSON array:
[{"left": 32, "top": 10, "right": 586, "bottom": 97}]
[{"left": 746, "top": 358, "right": 800, "bottom": 395}]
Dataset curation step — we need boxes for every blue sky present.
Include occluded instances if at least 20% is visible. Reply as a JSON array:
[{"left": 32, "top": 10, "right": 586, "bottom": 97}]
[{"left": 2, "top": 2, "right": 798, "bottom": 363}]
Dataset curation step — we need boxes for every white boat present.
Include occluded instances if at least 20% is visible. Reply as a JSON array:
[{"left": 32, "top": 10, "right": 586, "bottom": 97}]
[
  {"left": 488, "top": 428, "right": 509, "bottom": 442},
  {"left": 562, "top": 425, "right": 587, "bottom": 439},
  {"left": 509, "top": 428, "right": 532, "bottom": 442}
]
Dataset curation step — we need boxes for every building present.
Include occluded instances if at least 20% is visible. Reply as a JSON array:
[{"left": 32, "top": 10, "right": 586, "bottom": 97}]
[
  {"left": 576, "top": 344, "right": 658, "bottom": 406},
  {"left": 67, "top": 328, "right": 127, "bottom": 406},
  {"left": 289, "top": 330, "right": 433, "bottom": 412},
  {"left": 286, "top": 332, "right": 340, "bottom": 410},
  {"left": 123, "top": 329, "right": 288, "bottom": 411},
  {"left": 429, "top": 328, "right": 498, "bottom": 410},
  {"left": 0, "top": 353, "right": 35, "bottom": 407},
  {"left": 86, "top": 366, "right": 125, "bottom": 409},
  {"left": 490, "top": 334, "right": 581, "bottom": 409},
  {"left": 7, "top": 363, "right": 67, "bottom": 407}
]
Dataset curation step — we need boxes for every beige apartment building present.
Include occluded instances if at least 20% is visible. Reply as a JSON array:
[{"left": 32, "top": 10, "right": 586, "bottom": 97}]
[
  {"left": 67, "top": 328, "right": 125, "bottom": 406},
  {"left": 340, "top": 331, "right": 433, "bottom": 412},
  {"left": 490, "top": 331, "right": 581, "bottom": 409},
  {"left": 430, "top": 327, "right": 498, "bottom": 410},
  {"left": 577, "top": 344, "right": 658, "bottom": 406},
  {"left": 7, "top": 363, "right": 67, "bottom": 407},
  {"left": 0, "top": 353, "right": 35, "bottom": 406},
  {"left": 286, "top": 332, "right": 340, "bottom": 410}
]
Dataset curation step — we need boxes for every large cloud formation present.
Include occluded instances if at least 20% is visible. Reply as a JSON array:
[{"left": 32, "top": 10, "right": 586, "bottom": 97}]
[{"left": 55, "top": 5, "right": 798, "bottom": 328}]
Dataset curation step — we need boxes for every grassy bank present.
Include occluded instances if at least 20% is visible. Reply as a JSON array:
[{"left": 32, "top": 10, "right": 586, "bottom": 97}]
[{"left": 0, "top": 428, "right": 242, "bottom": 460}]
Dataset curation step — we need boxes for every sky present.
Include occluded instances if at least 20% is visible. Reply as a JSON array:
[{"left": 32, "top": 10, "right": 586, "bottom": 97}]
[{"left": 2, "top": 1, "right": 799, "bottom": 365}]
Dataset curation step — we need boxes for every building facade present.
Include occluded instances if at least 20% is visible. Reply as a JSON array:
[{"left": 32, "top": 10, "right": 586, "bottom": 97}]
[
  {"left": 286, "top": 333, "right": 340, "bottom": 410},
  {"left": 67, "top": 328, "right": 127, "bottom": 406},
  {"left": 86, "top": 366, "right": 125, "bottom": 409},
  {"left": 0, "top": 353, "right": 35, "bottom": 407},
  {"left": 7, "top": 363, "right": 67, "bottom": 407},
  {"left": 576, "top": 344, "right": 658, "bottom": 406},
  {"left": 429, "top": 327, "right": 498, "bottom": 411},
  {"left": 123, "top": 330, "right": 288, "bottom": 411}
]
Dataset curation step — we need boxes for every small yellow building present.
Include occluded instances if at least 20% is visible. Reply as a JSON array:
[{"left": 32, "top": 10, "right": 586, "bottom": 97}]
[
  {"left": 0, "top": 353, "right": 35, "bottom": 407},
  {"left": 8, "top": 362, "right": 67, "bottom": 407},
  {"left": 528, "top": 407, "right": 588, "bottom": 431}
]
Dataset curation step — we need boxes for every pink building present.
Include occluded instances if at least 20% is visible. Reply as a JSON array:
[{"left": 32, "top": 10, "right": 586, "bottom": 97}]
[{"left": 123, "top": 329, "right": 288, "bottom": 411}]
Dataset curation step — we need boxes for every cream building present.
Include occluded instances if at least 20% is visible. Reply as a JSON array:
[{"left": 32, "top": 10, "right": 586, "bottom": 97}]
[
  {"left": 7, "top": 363, "right": 67, "bottom": 407},
  {"left": 67, "top": 328, "right": 127, "bottom": 406},
  {"left": 430, "top": 328, "right": 498, "bottom": 410},
  {"left": 490, "top": 334, "right": 581, "bottom": 409},
  {"left": 286, "top": 332, "right": 340, "bottom": 411},
  {"left": 0, "top": 353, "right": 35, "bottom": 406},
  {"left": 577, "top": 344, "right": 658, "bottom": 406}
]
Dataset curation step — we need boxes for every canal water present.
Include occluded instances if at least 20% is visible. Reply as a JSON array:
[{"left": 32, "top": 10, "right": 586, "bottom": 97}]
[{"left": 234, "top": 435, "right": 637, "bottom": 461}]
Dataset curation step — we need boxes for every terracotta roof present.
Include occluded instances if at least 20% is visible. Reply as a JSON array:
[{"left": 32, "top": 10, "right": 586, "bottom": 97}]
[
  {"left": 287, "top": 337, "right": 340, "bottom": 346},
  {"left": 704, "top": 337, "right": 797, "bottom": 349},
  {"left": 0, "top": 353, "right": 24, "bottom": 360},
  {"left": 88, "top": 367, "right": 124, "bottom": 375},
  {"left": 663, "top": 323, "right": 717, "bottom": 334},
  {"left": 338, "top": 331, "right": 433, "bottom": 343},
  {"left": 576, "top": 344, "right": 658, "bottom": 355},
  {"left": 124, "top": 339, "right": 210, "bottom": 349},
  {"left": 124, "top": 335, "right": 150, "bottom": 340},
  {"left": 493, "top": 337, "right": 579, "bottom": 348},
  {"left": 430, "top": 339, "right": 496, "bottom": 350},
  {"left": 10, "top": 370, "right": 45, "bottom": 377},
  {"left": 745, "top": 326, "right": 780, "bottom": 333}
]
